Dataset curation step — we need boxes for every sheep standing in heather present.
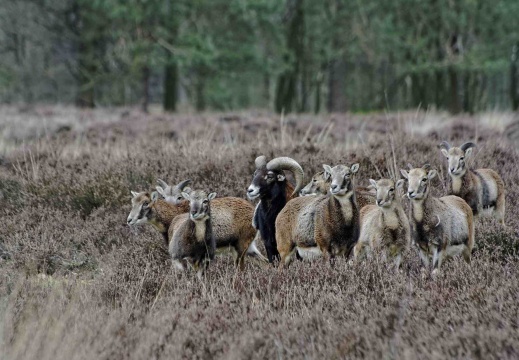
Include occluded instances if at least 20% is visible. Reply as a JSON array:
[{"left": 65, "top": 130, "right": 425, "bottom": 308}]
[
  {"left": 276, "top": 164, "right": 361, "bottom": 267},
  {"left": 439, "top": 141, "right": 505, "bottom": 225},
  {"left": 353, "top": 178, "right": 410, "bottom": 268},
  {"left": 401, "top": 164, "right": 474, "bottom": 273},
  {"left": 247, "top": 155, "right": 304, "bottom": 263},
  {"left": 169, "top": 190, "right": 216, "bottom": 277},
  {"left": 127, "top": 187, "right": 267, "bottom": 269}
]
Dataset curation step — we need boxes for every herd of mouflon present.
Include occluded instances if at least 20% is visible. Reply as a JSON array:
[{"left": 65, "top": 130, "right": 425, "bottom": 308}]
[{"left": 127, "top": 141, "right": 505, "bottom": 278}]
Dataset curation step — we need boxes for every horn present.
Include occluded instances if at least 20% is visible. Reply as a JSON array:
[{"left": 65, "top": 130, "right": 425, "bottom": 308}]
[
  {"left": 422, "top": 163, "right": 431, "bottom": 170},
  {"left": 267, "top": 157, "right": 304, "bottom": 195},
  {"left": 460, "top": 142, "right": 477, "bottom": 152},
  {"left": 175, "top": 179, "right": 192, "bottom": 191},
  {"left": 255, "top": 155, "right": 267, "bottom": 169},
  {"left": 407, "top": 163, "right": 413, "bottom": 170},
  {"left": 439, "top": 141, "right": 451, "bottom": 150},
  {"left": 157, "top": 179, "right": 169, "bottom": 189}
]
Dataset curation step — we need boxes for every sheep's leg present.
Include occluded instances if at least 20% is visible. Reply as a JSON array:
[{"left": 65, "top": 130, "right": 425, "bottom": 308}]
[
  {"left": 462, "top": 246, "right": 472, "bottom": 264},
  {"left": 233, "top": 243, "right": 248, "bottom": 271},
  {"left": 394, "top": 254, "right": 402, "bottom": 270},
  {"left": 265, "top": 236, "right": 280, "bottom": 263},
  {"left": 495, "top": 192, "right": 506, "bottom": 227},
  {"left": 431, "top": 246, "right": 442, "bottom": 275},
  {"left": 353, "top": 241, "right": 367, "bottom": 262},
  {"left": 418, "top": 247, "right": 429, "bottom": 268}
]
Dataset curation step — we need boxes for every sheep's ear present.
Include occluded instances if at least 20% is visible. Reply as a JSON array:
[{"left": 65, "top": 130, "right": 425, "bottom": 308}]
[
  {"left": 151, "top": 191, "right": 160, "bottom": 201},
  {"left": 131, "top": 191, "right": 139, "bottom": 198},
  {"left": 183, "top": 187, "right": 192, "bottom": 194},
  {"left": 396, "top": 179, "right": 405, "bottom": 189},
  {"left": 400, "top": 169, "right": 409, "bottom": 179},
  {"left": 369, "top": 179, "right": 377, "bottom": 188},
  {"left": 181, "top": 192, "right": 190, "bottom": 200},
  {"left": 428, "top": 170, "right": 437, "bottom": 180},
  {"left": 441, "top": 148, "right": 449, "bottom": 158},
  {"left": 322, "top": 165, "right": 332, "bottom": 180},
  {"left": 276, "top": 173, "right": 286, "bottom": 182},
  {"left": 155, "top": 186, "right": 166, "bottom": 197},
  {"left": 350, "top": 163, "right": 360, "bottom": 174},
  {"left": 464, "top": 147, "right": 473, "bottom": 158},
  {"left": 460, "top": 142, "right": 476, "bottom": 152},
  {"left": 208, "top": 192, "right": 217, "bottom": 200}
]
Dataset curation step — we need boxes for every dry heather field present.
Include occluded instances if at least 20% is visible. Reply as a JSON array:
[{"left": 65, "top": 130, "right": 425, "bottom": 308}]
[{"left": 0, "top": 105, "right": 519, "bottom": 359}]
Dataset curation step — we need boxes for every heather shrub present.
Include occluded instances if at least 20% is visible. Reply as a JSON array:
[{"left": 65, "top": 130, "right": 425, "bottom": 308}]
[{"left": 0, "top": 108, "right": 518, "bottom": 359}]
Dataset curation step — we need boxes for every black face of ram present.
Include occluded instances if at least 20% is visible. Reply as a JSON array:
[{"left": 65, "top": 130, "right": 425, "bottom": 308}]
[{"left": 247, "top": 166, "right": 283, "bottom": 200}]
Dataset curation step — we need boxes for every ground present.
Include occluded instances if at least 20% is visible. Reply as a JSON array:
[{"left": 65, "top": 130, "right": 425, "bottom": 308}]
[{"left": 0, "top": 106, "right": 518, "bottom": 359}]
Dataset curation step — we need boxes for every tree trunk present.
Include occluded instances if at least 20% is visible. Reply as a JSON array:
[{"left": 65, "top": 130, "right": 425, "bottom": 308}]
[
  {"left": 435, "top": 69, "right": 445, "bottom": 110},
  {"left": 449, "top": 66, "right": 461, "bottom": 114},
  {"left": 164, "top": 63, "right": 178, "bottom": 112},
  {"left": 141, "top": 65, "right": 150, "bottom": 113},
  {"left": 72, "top": 1, "right": 98, "bottom": 108},
  {"left": 195, "top": 76, "right": 206, "bottom": 112},
  {"left": 274, "top": 0, "right": 304, "bottom": 114},
  {"left": 76, "top": 42, "right": 95, "bottom": 108},
  {"left": 327, "top": 59, "right": 347, "bottom": 112},
  {"left": 511, "top": 42, "right": 519, "bottom": 110}
]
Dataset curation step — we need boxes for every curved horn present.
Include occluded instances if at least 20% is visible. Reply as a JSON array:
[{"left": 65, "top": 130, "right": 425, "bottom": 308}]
[
  {"left": 422, "top": 163, "right": 431, "bottom": 170},
  {"left": 267, "top": 157, "right": 304, "bottom": 195},
  {"left": 175, "top": 179, "right": 192, "bottom": 191},
  {"left": 157, "top": 179, "right": 168, "bottom": 189},
  {"left": 439, "top": 141, "right": 451, "bottom": 150},
  {"left": 407, "top": 163, "right": 414, "bottom": 170},
  {"left": 460, "top": 142, "right": 477, "bottom": 152},
  {"left": 255, "top": 155, "right": 267, "bottom": 169}
]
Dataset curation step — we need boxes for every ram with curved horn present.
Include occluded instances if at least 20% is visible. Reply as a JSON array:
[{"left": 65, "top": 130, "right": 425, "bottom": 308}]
[
  {"left": 247, "top": 155, "right": 304, "bottom": 262},
  {"left": 439, "top": 141, "right": 505, "bottom": 225},
  {"left": 156, "top": 179, "right": 192, "bottom": 205}
]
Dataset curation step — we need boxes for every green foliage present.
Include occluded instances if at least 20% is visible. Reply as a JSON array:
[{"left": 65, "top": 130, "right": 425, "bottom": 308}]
[{"left": 0, "top": 0, "right": 518, "bottom": 111}]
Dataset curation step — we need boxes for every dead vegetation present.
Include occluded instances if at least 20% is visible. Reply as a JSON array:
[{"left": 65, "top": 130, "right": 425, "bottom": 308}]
[{"left": 0, "top": 106, "right": 518, "bottom": 359}]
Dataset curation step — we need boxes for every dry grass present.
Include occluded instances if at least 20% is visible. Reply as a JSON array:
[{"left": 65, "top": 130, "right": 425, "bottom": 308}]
[{"left": 0, "top": 106, "right": 518, "bottom": 359}]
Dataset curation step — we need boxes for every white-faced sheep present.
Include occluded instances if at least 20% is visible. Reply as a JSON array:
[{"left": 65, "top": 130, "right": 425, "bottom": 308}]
[
  {"left": 275, "top": 164, "right": 361, "bottom": 267},
  {"left": 353, "top": 178, "right": 410, "bottom": 268},
  {"left": 439, "top": 141, "right": 505, "bottom": 225},
  {"left": 400, "top": 164, "right": 475, "bottom": 273}
]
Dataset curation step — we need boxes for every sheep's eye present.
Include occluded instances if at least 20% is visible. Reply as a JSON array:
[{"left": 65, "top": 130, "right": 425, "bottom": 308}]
[
  {"left": 143, "top": 202, "right": 149, "bottom": 208},
  {"left": 460, "top": 157, "right": 465, "bottom": 161},
  {"left": 389, "top": 188, "right": 394, "bottom": 192},
  {"left": 421, "top": 178, "right": 427, "bottom": 183},
  {"left": 203, "top": 200, "right": 208, "bottom": 204}
]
